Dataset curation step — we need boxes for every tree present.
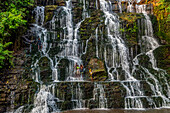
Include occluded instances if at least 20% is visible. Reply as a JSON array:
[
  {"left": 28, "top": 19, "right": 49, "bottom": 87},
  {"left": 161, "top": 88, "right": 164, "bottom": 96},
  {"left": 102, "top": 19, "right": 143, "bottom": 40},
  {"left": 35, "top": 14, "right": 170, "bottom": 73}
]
[{"left": 0, "top": 0, "right": 34, "bottom": 69}]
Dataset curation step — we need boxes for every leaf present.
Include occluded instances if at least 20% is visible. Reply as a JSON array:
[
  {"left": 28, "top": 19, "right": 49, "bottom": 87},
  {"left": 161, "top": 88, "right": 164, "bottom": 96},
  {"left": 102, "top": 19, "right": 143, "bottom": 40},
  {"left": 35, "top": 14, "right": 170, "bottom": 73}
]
[{"left": 3, "top": 42, "right": 13, "bottom": 48}]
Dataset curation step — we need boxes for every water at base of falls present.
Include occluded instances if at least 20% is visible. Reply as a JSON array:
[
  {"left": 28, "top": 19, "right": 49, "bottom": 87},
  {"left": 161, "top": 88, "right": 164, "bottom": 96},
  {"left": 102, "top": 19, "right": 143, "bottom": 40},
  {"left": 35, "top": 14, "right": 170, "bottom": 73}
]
[{"left": 14, "top": 0, "right": 170, "bottom": 112}]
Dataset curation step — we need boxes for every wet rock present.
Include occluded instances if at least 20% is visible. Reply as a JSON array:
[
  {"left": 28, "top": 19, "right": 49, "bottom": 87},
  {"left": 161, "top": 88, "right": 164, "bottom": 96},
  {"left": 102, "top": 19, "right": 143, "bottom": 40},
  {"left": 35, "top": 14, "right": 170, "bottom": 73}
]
[
  {"left": 153, "top": 45, "right": 170, "bottom": 75},
  {"left": 38, "top": 57, "right": 52, "bottom": 83},
  {"left": 80, "top": 10, "right": 105, "bottom": 40},
  {"left": 0, "top": 48, "right": 39, "bottom": 112},
  {"left": 87, "top": 58, "right": 108, "bottom": 81},
  {"left": 45, "top": 5, "right": 58, "bottom": 22},
  {"left": 56, "top": 0, "right": 65, "bottom": 6},
  {"left": 61, "top": 101, "right": 72, "bottom": 110}
]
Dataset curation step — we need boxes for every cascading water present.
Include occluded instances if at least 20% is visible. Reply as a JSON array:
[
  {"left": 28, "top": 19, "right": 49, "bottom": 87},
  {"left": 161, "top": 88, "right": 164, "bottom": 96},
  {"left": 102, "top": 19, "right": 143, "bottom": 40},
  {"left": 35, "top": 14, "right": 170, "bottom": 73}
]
[
  {"left": 118, "top": 1, "right": 122, "bottom": 13},
  {"left": 99, "top": 0, "right": 134, "bottom": 80},
  {"left": 127, "top": 0, "right": 135, "bottom": 13},
  {"left": 34, "top": 6, "right": 45, "bottom": 26},
  {"left": 29, "top": 0, "right": 91, "bottom": 112},
  {"left": 99, "top": 0, "right": 170, "bottom": 110},
  {"left": 31, "top": 85, "right": 60, "bottom": 113},
  {"left": 95, "top": 27, "right": 99, "bottom": 58},
  {"left": 132, "top": 4, "right": 170, "bottom": 108},
  {"left": 12, "top": 0, "right": 170, "bottom": 112},
  {"left": 71, "top": 83, "right": 85, "bottom": 109},
  {"left": 89, "top": 83, "right": 108, "bottom": 109}
]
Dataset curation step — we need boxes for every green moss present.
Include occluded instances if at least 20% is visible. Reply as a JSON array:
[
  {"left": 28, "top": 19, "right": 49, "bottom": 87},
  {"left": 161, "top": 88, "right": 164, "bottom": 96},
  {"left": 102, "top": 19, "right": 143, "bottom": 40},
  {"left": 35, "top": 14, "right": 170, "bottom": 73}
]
[
  {"left": 153, "top": 45, "right": 170, "bottom": 75},
  {"left": 45, "top": 5, "right": 58, "bottom": 22},
  {"left": 80, "top": 10, "right": 105, "bottom": 40},
  {"left": 118, "top": 13, "right": 144, "bottom": 47},
  {"left": 119, "top": 13, "right": 143, "bottom": 23}
]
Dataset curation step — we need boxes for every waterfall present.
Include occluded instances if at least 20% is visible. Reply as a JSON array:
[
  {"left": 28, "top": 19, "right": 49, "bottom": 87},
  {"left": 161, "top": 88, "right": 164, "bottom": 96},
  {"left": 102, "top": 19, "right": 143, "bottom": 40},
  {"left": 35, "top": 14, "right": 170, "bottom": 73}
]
[
  {"left": 13, "top": 0, "right": 170, "bottom": 112},
  {"left": 31, "top": 85, "right": 60, "bottom": 113},
  {"left": 95, "top": 27, "right": 99, "bottom": 58},
  {"left": 118, "top": 1, "right": 122, "bottom": 13},
  {"left": 135, "top": 4, "right": 170, "bottom": 108},
  {"left": 34, "top": 6, "right": 45, "bottom": 26},
  {"left": 90, "top": 83, "right": 108, "bottom": 109},
  {"left": 100, "top": 0, "right": 170, "bottom": 109},
  {"left": 127, "top": 0, "right": 134, "bottom": 13},
  {"left": 97, "top": 84, "right": 108, "bottom": 109},
  {"left": 31, "top": 0, "right": 90, "bottom": 82},
  {"left": 71, "top": 83, "right": 85, "bottom": 109},
  {"left": 99, "top": 0, "right": 134, "bottom": 80}
]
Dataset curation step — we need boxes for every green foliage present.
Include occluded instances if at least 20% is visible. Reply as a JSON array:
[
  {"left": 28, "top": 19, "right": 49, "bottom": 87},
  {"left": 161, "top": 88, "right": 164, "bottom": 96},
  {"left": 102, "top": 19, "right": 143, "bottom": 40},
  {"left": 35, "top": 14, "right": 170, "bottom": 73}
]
[
  {"left": 120, "top": 22, "right": 138, "bottom": 46},
  {"left": 150, "top": 0, "right": 170, "bottom": 44},
  {"left": 0, "top": 0, "right": 34, "bottom": 40},
  {"left": 119, "top": 13, "right": 142, "bottom": 23},
  {"left": 0, "top": 10, "right": 27, "bottom": 38},
  {"left": 0, "top": 0, "right": 34, "bottom": 68},
  {"left": 0, "top": 42, "right": 13, "bottom": 68}
]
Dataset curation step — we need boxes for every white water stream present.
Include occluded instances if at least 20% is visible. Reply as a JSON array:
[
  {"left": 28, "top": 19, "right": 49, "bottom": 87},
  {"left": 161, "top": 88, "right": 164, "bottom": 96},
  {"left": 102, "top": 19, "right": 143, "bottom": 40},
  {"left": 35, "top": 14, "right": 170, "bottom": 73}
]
[{"left": 12, "top": 0, "right": 170, "bottom": 112}]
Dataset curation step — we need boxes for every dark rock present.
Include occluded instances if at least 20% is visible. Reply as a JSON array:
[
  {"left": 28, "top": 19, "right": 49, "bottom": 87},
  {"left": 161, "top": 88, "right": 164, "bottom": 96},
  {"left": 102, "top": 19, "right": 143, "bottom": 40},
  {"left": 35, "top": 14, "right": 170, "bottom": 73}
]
[{"left": 153, "top": 45, "right": 170, "bottom": 75}]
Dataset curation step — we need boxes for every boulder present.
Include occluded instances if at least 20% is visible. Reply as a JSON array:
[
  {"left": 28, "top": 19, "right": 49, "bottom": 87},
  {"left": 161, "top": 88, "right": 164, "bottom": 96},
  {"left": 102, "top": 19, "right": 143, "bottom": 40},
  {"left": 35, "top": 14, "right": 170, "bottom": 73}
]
[{"left": 87, "top": 58, "right": 108, "bottom": 81}]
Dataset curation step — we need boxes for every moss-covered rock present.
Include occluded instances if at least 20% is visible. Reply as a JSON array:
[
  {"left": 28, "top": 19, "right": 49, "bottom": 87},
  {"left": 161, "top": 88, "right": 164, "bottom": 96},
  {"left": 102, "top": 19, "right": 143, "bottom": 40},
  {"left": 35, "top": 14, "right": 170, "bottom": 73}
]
[
  {"left": 87, "top": 58, "right": 108, "bottom": 81},
  {"left": 80, "top": 10, "right": 105, "bottom": 40},
  {"left": 0, "top": 48, "right": 39, "bottom": 112},
  {"left": 45, "top": 5, "right": 58, "bottom": 22},
  {"left": 38, "top": 57, "right": 52, "bottom": 83},
  {"left": 153, "top": 45, "right": 170, "bottom": 75},
  {"left": 119, "top": 13, "right": 143, "bottom": 47}
]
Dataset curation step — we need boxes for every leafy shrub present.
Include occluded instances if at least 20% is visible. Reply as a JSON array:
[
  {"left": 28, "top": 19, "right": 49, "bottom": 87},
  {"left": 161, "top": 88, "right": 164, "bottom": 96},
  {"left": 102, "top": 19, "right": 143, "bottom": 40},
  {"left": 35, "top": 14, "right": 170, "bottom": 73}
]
[{"left": 0, "top": 42, "right": 13, "bottom": 68}]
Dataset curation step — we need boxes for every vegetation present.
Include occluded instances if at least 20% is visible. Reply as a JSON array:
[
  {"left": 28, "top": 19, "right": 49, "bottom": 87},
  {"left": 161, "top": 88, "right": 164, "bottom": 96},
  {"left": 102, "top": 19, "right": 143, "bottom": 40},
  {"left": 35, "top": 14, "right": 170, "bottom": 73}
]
[
  {"left": 119, "top": 13, "right": 142, "bottom": 23},
  {"left": 119, "top": 13, "right": 142, "bottom": 46},
  {"left": 0, "top": 0, "right": 34, "bottom": 68},
  {"left": 0, "top": 42, "right": 13, "bottom": 68},
  {"left": 149, "top": 0, "right": 170, "bottom": 44}
]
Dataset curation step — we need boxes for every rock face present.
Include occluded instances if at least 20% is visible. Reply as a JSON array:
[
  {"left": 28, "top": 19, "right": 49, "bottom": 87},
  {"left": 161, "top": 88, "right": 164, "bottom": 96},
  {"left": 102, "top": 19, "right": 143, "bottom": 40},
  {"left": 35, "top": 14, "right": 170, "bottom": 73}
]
[
  {"left": 1, "top": 0, "right": 169, "bottom": 112},
  {"left": 0, "top": 48, "right": 39, "bottom": 113},
  {"left": 39, "top": 81, "right": 126, "bottom": 111},
  {"left": 153, "top": 45, "right": 170, "bottom": 75},
  {"left": 38, "top": 57, "right": 52, "bottom": 83}
]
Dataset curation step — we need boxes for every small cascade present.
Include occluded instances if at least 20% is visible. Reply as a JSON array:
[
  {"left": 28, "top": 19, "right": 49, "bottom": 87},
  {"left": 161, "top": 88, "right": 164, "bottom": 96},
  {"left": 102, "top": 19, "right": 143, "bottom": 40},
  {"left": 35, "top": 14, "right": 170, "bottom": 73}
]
[
  {"left": 13, "top": 106, "right": 24, "bottom": 113},
  {"left": 71, "top": 83, "right": 85, "bottom": 109},
  {"left": 10, "top": 91, "right": 15, "bottom": 111},
  {"left": 31, "top": 85, "right": 60, "bottom": 113},
  {"left": 118, "top": 1, "right": 122, "bottom": 13},
  {"left": 96, "top": 0, "right": 99, "bottom": 9},
  {"left": 95, "top": 27, "right": 99, "bottom": 58},
  {"left": 91, "top": 83, "right": 108, "bottom": 109},
  {"left": 33, "top": 6, "right": 45, "bottom": 26},
  {"left": 64, "top": 0, "right": 73, "bottom": 40},
  {"left": 52, "top": 68, "right": 59, "bottom": 82},
  {"left": 82, "top": 0, "right": 89, "bottom": 19},
  {"left": 122, "top": 81, "right": 145, "bottom": 109},
  {"left": 99, "top": 0, "right": 133, "bottom": 80},
  {"left": 127, "top": 0, "right": 134, "bottom": 13}
]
